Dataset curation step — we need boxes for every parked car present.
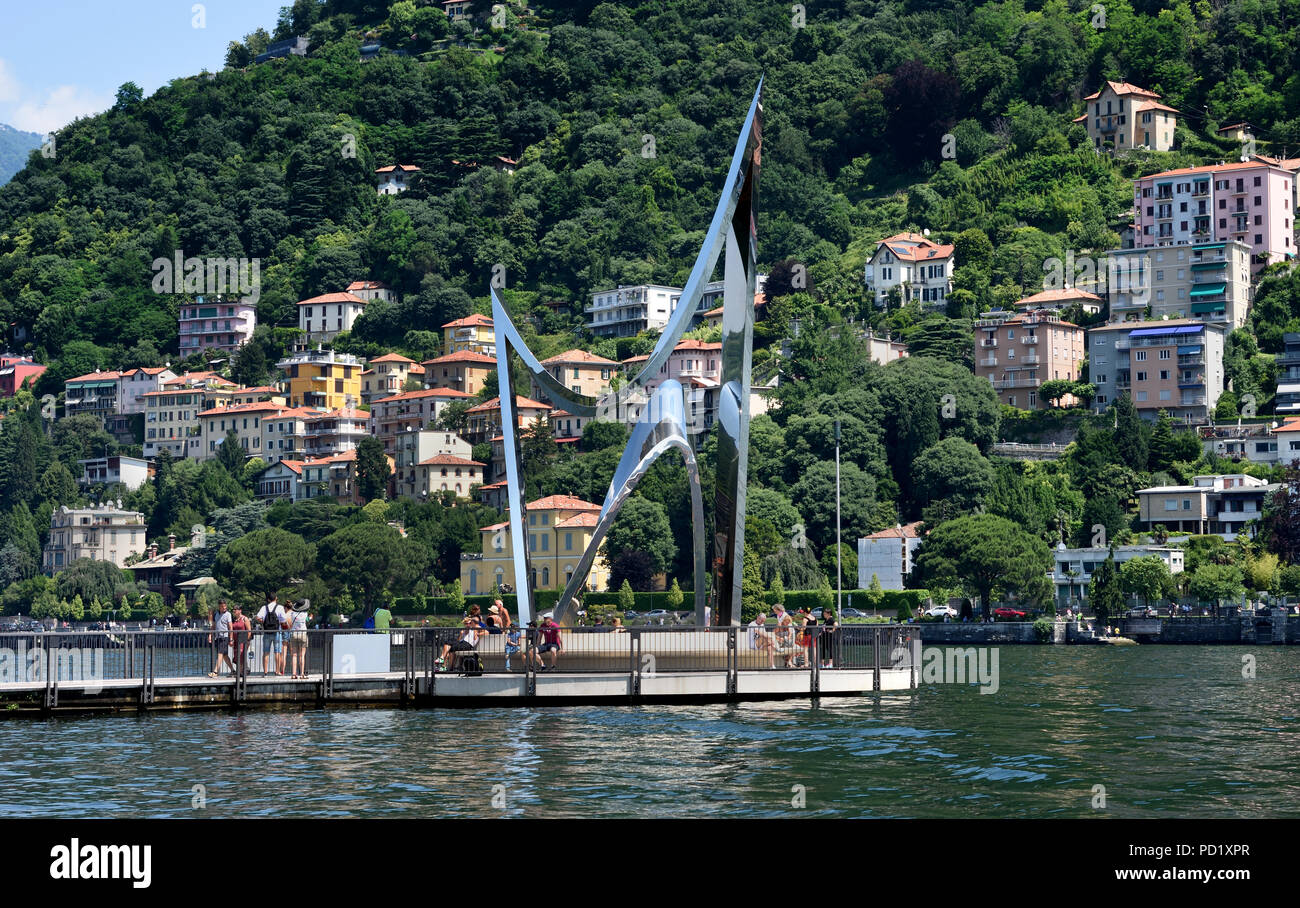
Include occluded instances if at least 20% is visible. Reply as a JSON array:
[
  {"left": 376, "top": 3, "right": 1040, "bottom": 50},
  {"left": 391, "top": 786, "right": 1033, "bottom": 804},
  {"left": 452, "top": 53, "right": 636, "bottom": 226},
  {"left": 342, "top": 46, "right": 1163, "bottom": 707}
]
[
  {"left": 1127, "top": 606, "right": 1159, "bottom": 618},
  {"left": 926, "top": 605, "right": 957, "bottom": 619},
  {"left": 993, "top": 606, "right": 1027, "bottom": 620},
  {"left": 840, "top": 608, "right": 868, "bottom": 618},
  {"left": 623, "top": 610, "right": 640, "bottom": 619}
]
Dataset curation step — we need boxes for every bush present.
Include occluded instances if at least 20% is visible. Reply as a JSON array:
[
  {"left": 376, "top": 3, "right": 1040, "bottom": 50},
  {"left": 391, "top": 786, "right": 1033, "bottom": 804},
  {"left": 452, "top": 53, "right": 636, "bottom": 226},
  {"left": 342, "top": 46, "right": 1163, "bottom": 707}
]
[{"left": 1033, "top": 616, "right": 1055, "bottom": 641}]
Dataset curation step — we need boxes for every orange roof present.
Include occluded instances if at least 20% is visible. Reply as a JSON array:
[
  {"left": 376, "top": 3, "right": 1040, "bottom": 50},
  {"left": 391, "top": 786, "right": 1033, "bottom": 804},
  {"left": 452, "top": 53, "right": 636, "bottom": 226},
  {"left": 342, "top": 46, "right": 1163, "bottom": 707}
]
[
  {"left": 863, "top": 521, "right": 924, "bottom": 540},
  {"left": 373, "top": 387, "right": 471, "bottom": 404},
  {"left": 541, "top": 349, "right": 621, "bottom": 367},
  {"left": 555, "top": 512, "right": 599, "bottom": 528},
  {"left": 297, "top": 291, "right": 367, "bottom": 307},
  {"left": 1134, "top": 101, "right": 1179, "bottom": 114},
  {"left": 66, "top": 370, "right": 121, "bottom": 382},
  {"left": 877, "top": 233, "right": 955, "bottom": 262},
  {"left": 165, "top": 371, "right": 237, "bottom": 387},
  {"left": 302, "top": 449, "right": 359, "bottom": 465},
  {"left": 273, "top": 460, "right": 306, "bottom": 475},
  {"left": 375, "top": 164, "right": 420, "bottom": 173},
  {"left": 424, "top": 350, "right": 496, "bottom": 366},
  {"left": 306, "top": 408, "right": 370, "bottom": 420},
  {"left": 466, "top": 395, "right": 552, "bottom": 413},
  {"left": 368, "top": 353, "right": 417, "bottom": 364},
  {"left": 346, "top": 280, "right": 389, "bottom": 291},
  {"left": 238, "top": 385, "right": 283, "bottom": 394},
  {"left": 1083, "top": 81, "right": 1162, "bottom": 101},
  {"left": 196, "top": 401, "right": 288, "bottom": 418},
  {"left": 674, "top": 339, "right": 722, "bottom": 351},
  {"left": 1137, "top": 160, "right": 1285, "bottom": 180},
  {"left": 442, "top": 313, "right": 493, "bottom": 329},
  {"left": 1016, "top": 288, "right": 1102, "bottom": 306},
  {"left": 1276, "top": 419, "right": 1300, "bottom": 433},
  {"left": 418, "top": 454, "right": 484, "bottom": 467},
  {"left": 527, "top": 494, "right": 600, "bottom": 512}
]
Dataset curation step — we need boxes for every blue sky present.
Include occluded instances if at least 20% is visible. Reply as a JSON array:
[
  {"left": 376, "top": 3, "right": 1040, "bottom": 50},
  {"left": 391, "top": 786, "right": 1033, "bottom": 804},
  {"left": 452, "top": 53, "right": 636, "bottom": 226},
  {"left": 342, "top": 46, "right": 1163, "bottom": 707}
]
[{"left": 0, "top": 0, "right": 287, "bottom": 134}]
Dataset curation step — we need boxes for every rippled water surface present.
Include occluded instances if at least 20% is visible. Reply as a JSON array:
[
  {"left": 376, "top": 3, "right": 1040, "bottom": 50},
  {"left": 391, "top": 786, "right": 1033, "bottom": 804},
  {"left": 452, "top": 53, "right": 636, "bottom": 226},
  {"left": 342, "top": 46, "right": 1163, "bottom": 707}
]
[{"left": 2, "top": 646, "right": 1298, "bottom": 818}]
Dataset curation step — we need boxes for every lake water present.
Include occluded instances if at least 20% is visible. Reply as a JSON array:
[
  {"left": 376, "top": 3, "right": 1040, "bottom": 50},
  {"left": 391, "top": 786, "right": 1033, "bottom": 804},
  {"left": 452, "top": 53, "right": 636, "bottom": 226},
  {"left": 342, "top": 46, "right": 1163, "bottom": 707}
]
[{"left": 3, "top": 646, "right": 1297, "bottom": 818}]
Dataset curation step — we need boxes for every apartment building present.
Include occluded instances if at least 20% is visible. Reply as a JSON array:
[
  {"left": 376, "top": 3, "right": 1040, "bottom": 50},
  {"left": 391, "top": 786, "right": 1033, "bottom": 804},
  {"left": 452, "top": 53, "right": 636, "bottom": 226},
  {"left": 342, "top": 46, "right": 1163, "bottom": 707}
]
[
  {"left": 1072, "top": 81, "right": 1178, "bottom": 153},
  {"left": 1273, "top": 333, "right": 1300, "bottom": 416},
  {"left": 973, "top": 309, "right": 1085, "bottom": 409},
  {"left": 196, "top": 401, "right": 287, "bottom": 461},
  {"left": 178, "top": 297, "right": 256, "bottom": 353},
  {"left": 863, "top": 233, "right": 954, "bottom": 308},
  {"left": 857, "top": 522, "right": 923, "bottom": 591},
  {"left": 460, "top": 495, "right": 609, "bottom": 595},
  {"left": 370, "top": 387, "right": 472, "bottom": 454},
  {"left": 361, "top": 353, "right": 425, "bottom": 405},
  {"left": 302, "top": 408, "right": 369, "bottom": 460},
  {"left": 1137, "top": 474, "right": 1278, "bottom": 538},
  {"left": 1015, "top": 288, "right": 1103, "bottom": 315},
  {"left": 1200, "top": 423, "right": 1278, "bottom": 465},
  {"left": 0, "top": 355, "right": 45, "bottom": 396},
  {"left": 391, "top": 428, "right": 473, "bottom": 496},
  {"left": 422, "top": 349, "right": 496, "bottom": 395},
  {"left": 276, "top": 349, "right": 362, "bottom": 410},
  {"left": 298, "top": 292, "right": 368, "bottom": 343},
  {"left": 1106, "top": 240, "right": 1253, "bottom": 328},
  {"left": 586, "top": 285, "right": 682, "bottom": 338},
  {"left": 64, "top": 370, "right": 121, "bottom": 420},
  {"left": 464, "top": 395, "right": 553, "bottom": 446},
  {"left": 1087, "top": 319, "right": 1226, "bottom": 421},
  {"left": 76, "top": 456, "right": 152, "bottom": 491},
  {"left": 1132, "top": 161, "right": 1295, "bottom": 272},
  {"left": 537, "top": 349, "right": 620, "bottom": 399},
  {"left": 42, "top": 504, "right": 147, "bottom": 573},
  {"left": 442, "top": 314, "right": 495, "bottom": 355},
  {"left": 117, "top": 367, "right": 177, "bottom": 415},
  {"left": 1053, "top": 544, "right": 1184, "bottom": 609}
]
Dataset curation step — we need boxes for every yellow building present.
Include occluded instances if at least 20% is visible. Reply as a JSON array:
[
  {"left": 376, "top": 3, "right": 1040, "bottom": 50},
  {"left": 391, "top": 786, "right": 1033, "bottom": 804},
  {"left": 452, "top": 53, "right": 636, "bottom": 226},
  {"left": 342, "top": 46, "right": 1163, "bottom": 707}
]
[
  {"left": 276, "top": 349, "right": 362, "bottom": 410},
  {"left": 537, "top": 348, "right": 620, "bottom": 398},
  {"left": 460, "top": 495, "right": 610, "bottom": 595},
  {"left": 442, "top": 314, "right": 495, "bottom": 355}
]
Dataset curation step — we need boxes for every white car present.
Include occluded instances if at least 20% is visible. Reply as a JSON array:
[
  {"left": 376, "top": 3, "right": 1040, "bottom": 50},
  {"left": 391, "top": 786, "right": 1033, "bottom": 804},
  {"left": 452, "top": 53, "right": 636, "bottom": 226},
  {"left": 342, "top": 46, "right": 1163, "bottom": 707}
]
[{"left": 926, "top": 605, "right": 957, "bottom": 619}]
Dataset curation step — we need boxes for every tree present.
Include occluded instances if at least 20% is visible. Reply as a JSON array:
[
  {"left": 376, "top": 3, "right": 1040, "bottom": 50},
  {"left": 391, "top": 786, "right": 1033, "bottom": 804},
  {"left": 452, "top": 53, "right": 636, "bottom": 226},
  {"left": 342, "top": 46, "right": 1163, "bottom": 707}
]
[
  {"left": 1261, "top": 463, "right": 1300, "bottom": 563},
  {"left": 866, "top": 574, "right": 884, "bottom": 613},
  {"left": 605, "top": 497, "right": 675, "bottom": 577},
  {"left": 56, "top": 558, "right": 136, "bottom": 604},
  {"left": 666, "top": 577, "right": 684, "bottom": 610},
  {"left": 217, "top": 429, "right": 245, "bottom": 476},
  {"left": 1088, "top": 552, "right": 1124, "bottom": 625},
  {"left": 447, "top": 578, "right": 466, "bottom": 614},
  {"left": 1119, "top": 556, "right": 1173, "bottom": 610},
  {"left": 1187, "top": 564, "right": 1245, "bottom": 610},
  {"left": 610, "top": 549, "right": 656, "bottom": 592},
  {"left": 355, "top": 436, "right": 391, "bottom": 503},
  {"left": 912, "top": 514, "right": 1050, "bottom": 619},
  {"left": 618, "top": 578, "right": 635, "bottom": 612},
  {"left": 212, "top": 528, "right": 315, "bottom": 605},
  {"left": 910, "top": 437, "right": 995, "bottom": 517},
  {"left": 1109, "top": 395, "right": 1150, "bottom": 473},
  {"left": 316, "top": 523, "right": 427, "bottom": 616}
]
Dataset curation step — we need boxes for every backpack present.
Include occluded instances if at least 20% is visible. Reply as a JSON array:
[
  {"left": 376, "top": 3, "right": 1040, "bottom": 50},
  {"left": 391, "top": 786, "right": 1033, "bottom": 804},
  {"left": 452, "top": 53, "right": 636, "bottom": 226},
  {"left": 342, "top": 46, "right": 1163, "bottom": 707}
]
[
  {"left": 459, "top": 652, "right": 483, "bottom": 677},
  {"left": 262, "top": 605, "right": 281, "bottom": 631}
]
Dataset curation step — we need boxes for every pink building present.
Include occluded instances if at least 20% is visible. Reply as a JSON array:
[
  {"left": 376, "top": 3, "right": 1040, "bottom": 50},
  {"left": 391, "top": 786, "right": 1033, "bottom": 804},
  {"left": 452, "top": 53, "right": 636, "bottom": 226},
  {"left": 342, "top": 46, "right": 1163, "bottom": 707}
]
[
  {"left": 0, "top": 355, "right": 45, "bottom": 397},
  {"left": 973, "top": 309, "right": 1085, "bottom": 410},
  {"left": 178, "top": 298, "right": 256, "bottom": 353},
  {"left": 1132, "top": 161, "right": 1295, "bottom": 272}
]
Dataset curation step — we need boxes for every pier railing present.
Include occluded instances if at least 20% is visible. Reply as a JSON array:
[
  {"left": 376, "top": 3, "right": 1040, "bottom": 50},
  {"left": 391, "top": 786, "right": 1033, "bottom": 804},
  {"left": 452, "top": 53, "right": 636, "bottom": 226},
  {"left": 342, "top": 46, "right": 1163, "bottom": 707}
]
[{"left": 0, "top": 625, "right": 921, "bottom": 703}]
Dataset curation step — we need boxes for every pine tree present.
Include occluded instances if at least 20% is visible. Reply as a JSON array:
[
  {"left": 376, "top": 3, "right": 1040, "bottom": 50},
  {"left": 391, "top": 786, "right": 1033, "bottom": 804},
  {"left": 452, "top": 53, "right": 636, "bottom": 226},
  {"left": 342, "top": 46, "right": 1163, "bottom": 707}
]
[{"left": 618, "top": 578, "right": 634, "bottom": 612}]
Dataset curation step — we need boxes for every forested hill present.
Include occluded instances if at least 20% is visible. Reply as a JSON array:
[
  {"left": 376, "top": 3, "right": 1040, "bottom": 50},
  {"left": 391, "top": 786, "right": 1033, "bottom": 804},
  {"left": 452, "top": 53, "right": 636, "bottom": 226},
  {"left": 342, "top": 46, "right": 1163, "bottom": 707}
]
[
  {"left": 0, "top": 125, "right": 43, "bottom": 187},
  {"left": 2, "top": 0, "right": 1300, "bottom": 389}
]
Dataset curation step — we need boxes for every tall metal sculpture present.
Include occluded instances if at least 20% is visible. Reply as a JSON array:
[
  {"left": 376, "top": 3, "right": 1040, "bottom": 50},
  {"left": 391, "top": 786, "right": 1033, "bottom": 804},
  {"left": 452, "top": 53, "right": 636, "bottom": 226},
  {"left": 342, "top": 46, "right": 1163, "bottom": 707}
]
[{"left": 495, "top": 79, "right": 762, "bottom": 626}]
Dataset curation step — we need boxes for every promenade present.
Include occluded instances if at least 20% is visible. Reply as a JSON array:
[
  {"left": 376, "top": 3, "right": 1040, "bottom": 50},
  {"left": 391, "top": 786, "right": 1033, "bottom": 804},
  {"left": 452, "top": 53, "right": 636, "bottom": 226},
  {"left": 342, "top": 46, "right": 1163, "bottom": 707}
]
[{"left": 0, "top": 625, "right": 920, "bottom": 714}]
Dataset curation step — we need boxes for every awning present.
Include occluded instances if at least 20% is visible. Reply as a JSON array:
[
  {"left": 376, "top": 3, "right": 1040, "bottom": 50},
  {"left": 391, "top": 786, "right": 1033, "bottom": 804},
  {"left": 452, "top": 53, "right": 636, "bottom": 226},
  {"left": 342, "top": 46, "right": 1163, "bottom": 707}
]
[
  {"left": 1190, "top": 262, "right": 1226, "bottom": 270},
  {"left": 1129, "top": 325, "right": 1203, "bottom": 337},
  {"left": 1190, "top": 302, "right": 1225, "bottom": 314},
  {"left": 1189, "top": 283, "right": 1226, "bottom": 297},
  {"left": 1178, "top": 345, "right": 1203, "bottom": 354}
]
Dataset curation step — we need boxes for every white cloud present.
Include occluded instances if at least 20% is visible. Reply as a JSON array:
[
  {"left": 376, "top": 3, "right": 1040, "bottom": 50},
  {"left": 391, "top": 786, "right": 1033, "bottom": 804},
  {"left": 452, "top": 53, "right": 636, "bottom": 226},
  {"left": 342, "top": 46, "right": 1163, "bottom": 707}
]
[
  {"left": 0, "top": 57, "right": 113, "bottom": 134},
  {"left": 10, "top": 84, "right": 113, "bottom": 135}
]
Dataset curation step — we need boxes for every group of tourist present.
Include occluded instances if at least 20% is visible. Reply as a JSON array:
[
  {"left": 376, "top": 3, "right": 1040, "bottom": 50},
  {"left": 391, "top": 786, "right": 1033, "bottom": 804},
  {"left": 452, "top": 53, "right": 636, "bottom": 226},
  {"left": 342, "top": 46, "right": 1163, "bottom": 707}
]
[
  {"left": 748, "top": 604, "right": 837, "bottom": 669},
  {"left": 432, "top": 603, "right": 583, "bottom": 673},
  {"left": 208, "top": 593, "right": 312, "bottom": 678}
]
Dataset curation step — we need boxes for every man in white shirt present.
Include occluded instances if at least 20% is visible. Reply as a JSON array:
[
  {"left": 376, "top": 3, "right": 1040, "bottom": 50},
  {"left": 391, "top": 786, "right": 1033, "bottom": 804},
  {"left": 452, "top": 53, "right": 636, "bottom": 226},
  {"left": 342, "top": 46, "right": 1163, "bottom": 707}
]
[
  {"left": 748, "top": 613, "right": 776, "bottom": 669},
  {"left": 255, "top": 593, "right": 287, "bottom": 676}
]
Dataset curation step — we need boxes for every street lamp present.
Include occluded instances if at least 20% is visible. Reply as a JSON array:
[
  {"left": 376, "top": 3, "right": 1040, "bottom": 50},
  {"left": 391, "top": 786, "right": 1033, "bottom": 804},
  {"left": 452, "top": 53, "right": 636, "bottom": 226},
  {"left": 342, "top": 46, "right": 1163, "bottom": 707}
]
[{"left": 835, "top": 418, "right": 842, "bottom": 618}]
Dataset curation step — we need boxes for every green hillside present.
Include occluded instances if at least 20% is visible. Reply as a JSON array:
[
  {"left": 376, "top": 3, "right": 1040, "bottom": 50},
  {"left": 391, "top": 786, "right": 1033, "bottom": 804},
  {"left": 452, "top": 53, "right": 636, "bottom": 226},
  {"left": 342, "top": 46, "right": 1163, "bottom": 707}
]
[{"left": 0, "top": 124, "right": 42, "bottom": 188}]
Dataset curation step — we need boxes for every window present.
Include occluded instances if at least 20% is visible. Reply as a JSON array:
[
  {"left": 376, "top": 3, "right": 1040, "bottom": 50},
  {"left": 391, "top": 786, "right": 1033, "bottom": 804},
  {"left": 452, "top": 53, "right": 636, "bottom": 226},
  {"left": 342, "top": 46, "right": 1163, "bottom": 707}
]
[
  {"left": 1136, "top": 351, "right": 1147, "bottom": 361},
  {"left": 1159, "top": 370, "right": 1170, "bottom": 380},
  {"left": 1183, "top": 500, "right": 1191, "bottom": 510},
  {"left": 1159, "top": 390, "right": 1171, "bottom": 401},
  {"left": 1136, "top": 371, "right": 1147, "bottom": 381},
  {"left": 1159, "top": 350, "right": 1170, "bottom": 359},
  {"left": 565, "top": 532, "right": 573, "bottom": 551},
  {"left": 1164, "top": 500, "right": 1178, "bottom": 511},
  {"left": 1136, "top": 391, "right": 1148, "bottom": 401}
]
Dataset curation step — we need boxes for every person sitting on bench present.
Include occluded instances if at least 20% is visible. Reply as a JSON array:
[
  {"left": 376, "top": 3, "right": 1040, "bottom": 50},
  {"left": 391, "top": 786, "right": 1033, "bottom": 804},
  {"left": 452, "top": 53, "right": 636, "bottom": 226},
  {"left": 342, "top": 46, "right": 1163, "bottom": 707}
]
[{"left": 436, "top": 616, "right": 483, "bottom": 671}]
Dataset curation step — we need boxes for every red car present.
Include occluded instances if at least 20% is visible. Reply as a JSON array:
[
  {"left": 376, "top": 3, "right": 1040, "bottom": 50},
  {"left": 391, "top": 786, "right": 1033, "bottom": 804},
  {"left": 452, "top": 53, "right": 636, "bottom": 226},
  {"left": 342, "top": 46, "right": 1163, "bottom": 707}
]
[{"left": 993, "top": 607, "right": 1027, "bottom": 620}]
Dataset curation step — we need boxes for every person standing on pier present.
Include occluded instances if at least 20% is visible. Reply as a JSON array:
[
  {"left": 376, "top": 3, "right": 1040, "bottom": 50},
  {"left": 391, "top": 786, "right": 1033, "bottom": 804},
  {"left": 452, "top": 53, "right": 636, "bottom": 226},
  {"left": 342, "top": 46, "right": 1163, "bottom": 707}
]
[
  {"left": 208, "top": 600, "right": 235, "bottom": 677},
  {"left": 257, "top": 593, "right": 288, "bottom": 676},
  {"left": 230, "top": 605, "right": 252, "bottom": 675},
  {"left": 288, "top": 600, "right": 310, "bottom": 679}
]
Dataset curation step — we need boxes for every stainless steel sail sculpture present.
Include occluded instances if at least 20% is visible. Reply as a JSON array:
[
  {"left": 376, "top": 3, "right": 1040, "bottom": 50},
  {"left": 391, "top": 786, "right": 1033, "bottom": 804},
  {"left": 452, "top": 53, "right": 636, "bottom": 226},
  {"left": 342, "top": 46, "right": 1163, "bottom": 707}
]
[{"left": 494, "top": 79, "right": 762, "bottom": 625}]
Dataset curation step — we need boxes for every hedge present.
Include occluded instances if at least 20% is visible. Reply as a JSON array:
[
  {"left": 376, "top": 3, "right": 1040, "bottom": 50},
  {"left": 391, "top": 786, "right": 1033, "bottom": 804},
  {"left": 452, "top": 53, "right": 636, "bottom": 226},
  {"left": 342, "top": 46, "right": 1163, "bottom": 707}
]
[{"left": 395, "top": 588, "right": 928, "bottom": 617}]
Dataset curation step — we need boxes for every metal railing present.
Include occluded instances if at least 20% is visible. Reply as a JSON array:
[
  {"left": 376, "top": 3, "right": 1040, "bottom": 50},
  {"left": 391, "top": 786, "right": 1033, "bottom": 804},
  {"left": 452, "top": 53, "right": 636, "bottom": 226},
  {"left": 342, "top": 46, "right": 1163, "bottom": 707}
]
[{"left": 0, "top": 625, "right": 919, "bottom": 704}]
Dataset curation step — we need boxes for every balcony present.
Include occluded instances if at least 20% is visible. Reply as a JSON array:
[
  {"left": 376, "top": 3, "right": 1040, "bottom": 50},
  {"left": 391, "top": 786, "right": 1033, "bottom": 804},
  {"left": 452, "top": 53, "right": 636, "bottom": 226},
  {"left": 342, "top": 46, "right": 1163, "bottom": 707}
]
[
  {"left": 1191, "top": 186, "right": 1210, "bottom": 198},
  {"left": 1181, "top": 396, "right": 1207, "bottom": 407},
  {"left": 979, "top": 356, "right": 998, "bottom": 367},
  {"left": 1115, "top": 379, "right": 1132, "bottom": 390},
  {"left": 1021, "top": 335, "right": 1039, "bottom": 346},
  {"left": 1179, "top": 376, "right": 1206, "bottom": 388},
  {"left": 992, "top": 378, "right": 1042, "bottom": 390},
  {"left": 980, "top": 339, "right": 998, "bottom": 348},
  {"left": 1021, "top": 355, "right": 1041, "bottom": 366},
  {"left": 1178, "top": 355, "right": 1205, "bottom": 367}
]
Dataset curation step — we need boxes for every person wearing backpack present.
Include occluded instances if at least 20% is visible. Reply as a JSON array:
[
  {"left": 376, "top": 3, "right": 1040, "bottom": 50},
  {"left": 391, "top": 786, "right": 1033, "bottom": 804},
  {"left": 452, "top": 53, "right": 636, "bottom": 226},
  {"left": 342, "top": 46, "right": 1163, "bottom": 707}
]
[{"left": 256, "top": 592, "right": 288, "bottom": 676}]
